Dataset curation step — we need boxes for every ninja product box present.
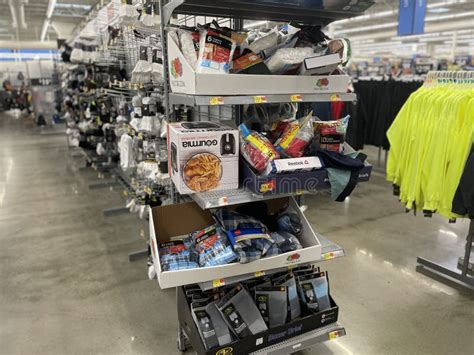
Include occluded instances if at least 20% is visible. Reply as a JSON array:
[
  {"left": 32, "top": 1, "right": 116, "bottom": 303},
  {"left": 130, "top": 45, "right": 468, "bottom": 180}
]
[{"left": 167, "top": 121, "right": 239, "bottom": 194}]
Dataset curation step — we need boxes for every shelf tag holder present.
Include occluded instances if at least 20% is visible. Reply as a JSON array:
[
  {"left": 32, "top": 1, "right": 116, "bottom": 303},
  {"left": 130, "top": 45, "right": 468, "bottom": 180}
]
[
  {"left": 209, "top": 96, "right": 224, "bottom": 105},
  {"left": 254, "top": 95, "right": 268, "bottom": 104},
  {"left": 290, "top": 94, "right": 303, "bottom": 102}
]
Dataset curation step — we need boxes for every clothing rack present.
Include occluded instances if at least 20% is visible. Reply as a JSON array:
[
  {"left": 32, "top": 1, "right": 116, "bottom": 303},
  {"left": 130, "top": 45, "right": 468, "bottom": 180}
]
[{"left": 415, "top": 70, "right": 474, "bottom": 289}]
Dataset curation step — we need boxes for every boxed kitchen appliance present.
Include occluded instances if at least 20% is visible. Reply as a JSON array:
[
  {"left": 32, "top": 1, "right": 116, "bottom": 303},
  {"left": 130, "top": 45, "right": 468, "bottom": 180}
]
[{"left": 167, "top": 121, "right": 239, "bottom": 194}]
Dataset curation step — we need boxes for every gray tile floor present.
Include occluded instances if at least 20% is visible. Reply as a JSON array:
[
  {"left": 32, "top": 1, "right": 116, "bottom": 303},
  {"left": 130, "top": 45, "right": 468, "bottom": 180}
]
[{"left": 0, "top": 113, "right": 473, "bottom": 355}]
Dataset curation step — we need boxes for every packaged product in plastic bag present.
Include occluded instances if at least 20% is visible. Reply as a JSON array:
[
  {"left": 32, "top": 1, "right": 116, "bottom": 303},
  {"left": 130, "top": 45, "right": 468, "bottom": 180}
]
[
  {"left": 255, "top": 286, "right": 288, "bottom": 328},
  {"left": 196, "top": 29, "right": 236, "bottom": 74},
  {"left": 313, "top": 115, "right": 349, "bottom": 153},
  {"left": 265, "top": 47, "right": 314, "bottom": 74},
  {"left": 159, "top": 241, "right": 199, "bottom": 271},
  {"left": 118, "top": 0, "right": 138, "bottom": 26},
  {"left": 184, "top": 225, "right": 237, "bottom": 267},
  {"left": 326, "top": 38, "right": 351, "bottom": 66},
  {"left": 248, "top": 29, "right": 279, "bottom": 55},
  {"left": 239, "top": 123, "right": 279, "bottom": 173},
  {"left": 274, "top": 111, "right": 313, "bottom": 158},
  {"left": 178, "top": 27, "right": 200, "bottom": 69},
  {"left": 297, "top": 271, "right": 331, "bottom": 313}
]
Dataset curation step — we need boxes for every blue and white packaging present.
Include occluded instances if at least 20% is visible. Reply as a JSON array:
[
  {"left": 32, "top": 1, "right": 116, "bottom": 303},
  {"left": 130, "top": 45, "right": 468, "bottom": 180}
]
[{"left": 264, "top": 157, "right": 324, "bottom": 176}]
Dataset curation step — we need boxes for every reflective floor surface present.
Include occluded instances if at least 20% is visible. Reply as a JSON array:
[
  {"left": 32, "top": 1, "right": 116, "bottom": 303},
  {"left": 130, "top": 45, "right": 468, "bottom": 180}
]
[{"left": 0, "top": 113, "right": 473, "bottom": 355}]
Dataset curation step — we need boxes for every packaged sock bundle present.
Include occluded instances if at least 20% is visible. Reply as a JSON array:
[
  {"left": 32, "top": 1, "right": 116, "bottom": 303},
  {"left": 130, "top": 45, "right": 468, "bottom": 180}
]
[
  {"left": 274, "top": 111, "right": 314, "bottom": 158},
  {"left": 70, "top": 42, "right": 84, "bottom": 63},
  {"left": 255, "top": 286, "right": 288, "bottom": 328},
  {"left": 151, "top": 49, "right": 164, "bottom": 83},
  {"left": 216, "top": 285, "right": 268, "bottom": 339},
  {"left": 131, "top": 46, "right": 151, "bottom": 84},
  {"left": 297, "top": 272, "right": 331, "bottom": 313}
]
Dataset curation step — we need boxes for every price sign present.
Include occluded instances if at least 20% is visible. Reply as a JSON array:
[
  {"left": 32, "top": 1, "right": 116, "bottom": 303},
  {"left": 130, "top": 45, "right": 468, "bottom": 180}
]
[
  {"left": 290, "top": 94, "right": 303, "bottom": 102},
  {"left": 212, "top": 278, "right": 225, "bottom": 288},
  {"left": 217, "top": 196, "right": 229, "bottom": 206},
  {"left": 254, "top": 95, "right": 268, "bottom": 104},
  {"left": 329, "top": 330, "right": 341, "bottom": 340},
  {"left": 330, "top": 94, "right": 342, "bottom": 102},
  {"left": 209, "top": 96, "right": 224, "bottom": 105},
  {"left": 254, "top": 271, "right": 265, "bottom": 277}
]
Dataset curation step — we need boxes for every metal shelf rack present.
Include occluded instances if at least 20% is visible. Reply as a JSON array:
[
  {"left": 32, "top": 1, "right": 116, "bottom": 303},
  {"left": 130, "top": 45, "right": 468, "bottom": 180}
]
[{"left": 156, "top": 0, "right": 376, "bottom": 353}]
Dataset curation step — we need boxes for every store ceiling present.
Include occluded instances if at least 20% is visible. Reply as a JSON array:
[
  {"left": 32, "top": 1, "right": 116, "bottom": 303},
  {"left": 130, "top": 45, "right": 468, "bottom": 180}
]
[
  {"left": 328, "top": 0, "right": 474, "bottom": 58},
  {"left": 0, "top": 0, "right": 97, "bottom": 43}
]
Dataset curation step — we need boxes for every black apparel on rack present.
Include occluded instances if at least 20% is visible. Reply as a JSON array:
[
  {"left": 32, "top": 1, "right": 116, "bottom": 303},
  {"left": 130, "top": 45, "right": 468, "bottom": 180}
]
[
  {"left": 343, "top": 93, "right": 368, "bottom": 151},
  {"left": 452, "top": 145, "right": 474, "bottom": 218},
  {"left": 349, "top": 79, "right": 422, "bottom": 150}
]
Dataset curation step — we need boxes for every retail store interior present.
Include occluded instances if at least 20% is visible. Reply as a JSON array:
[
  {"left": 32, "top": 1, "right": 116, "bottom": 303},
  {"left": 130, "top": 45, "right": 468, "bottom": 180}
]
[{"left": 0, "top": 1, "right": 473, "bottom": 355}]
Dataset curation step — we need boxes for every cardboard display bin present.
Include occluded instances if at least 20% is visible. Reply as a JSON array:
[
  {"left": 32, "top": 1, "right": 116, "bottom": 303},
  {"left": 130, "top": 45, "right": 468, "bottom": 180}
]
[
  {"left": 168, "top": 32, "right": 350, "bottom": 95},
  {"left": 149, "top": 197, "right": 322, "bottom": 289}
]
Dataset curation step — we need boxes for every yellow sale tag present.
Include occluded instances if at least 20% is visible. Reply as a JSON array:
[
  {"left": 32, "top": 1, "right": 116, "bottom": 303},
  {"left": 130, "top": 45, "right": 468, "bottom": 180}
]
[
  {"left": 329, "top": 331, "right": 340, "bottom": 340},
  {"left": 209, "top": 96, "right": 224, "bottom": 105},
  {"left": 254, "top": 271, "right": 265, "bottom": 277},
  {"left": 254, "top": 96, "right": 267, "bottom": 104},
  {"left": 290, "top": 94, "right": 303, "bottom": 102},
  {"left": 212, "top": 278, "right": 225, "bottom": 288},
  {"left": 218, "top": 196, "right": 229, "bottom": 206},
  {"left": 323, "top": 252, "right": 334, "bottom": 260},
  {"left": 330, "top": 94, "right": 341, "bottom": 102}
]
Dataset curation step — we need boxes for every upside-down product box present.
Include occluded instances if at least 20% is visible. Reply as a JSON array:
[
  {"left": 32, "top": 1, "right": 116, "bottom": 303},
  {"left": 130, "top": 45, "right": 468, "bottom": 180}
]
[
  {"left": 167, "top": 32, "right": 350, "bottom": 95},
  {"left": 167, "top": 121, "right": 239, "bottom": 194},
  {"left": 149, "top": 197, "right": 322, "bottom": 289}
]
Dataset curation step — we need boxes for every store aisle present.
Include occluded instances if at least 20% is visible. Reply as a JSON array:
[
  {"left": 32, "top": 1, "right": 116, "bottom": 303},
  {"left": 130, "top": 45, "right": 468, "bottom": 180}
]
[{"left": 0, "top": 113, "right": 473, "bottom": 355}]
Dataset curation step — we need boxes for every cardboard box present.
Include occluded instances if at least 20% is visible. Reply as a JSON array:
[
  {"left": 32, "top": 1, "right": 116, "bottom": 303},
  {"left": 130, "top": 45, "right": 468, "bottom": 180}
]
[
  {"left": 149, "top": 197, "right": 322, "bottom": 289},
  {"left": 241, "top": 159, "right": 372, "bottom": 195},
  {"left": 300, "top": 53, "right": 341, "bottom": 76},
  {"left": 168, "top": 32, "right": 350, "bottom": 95},
  {"left": 167, "top": 121, "right": 239, "bottom": 194},
  {"left": 177, "top": 283, "right": 339, "bottom": 355}
]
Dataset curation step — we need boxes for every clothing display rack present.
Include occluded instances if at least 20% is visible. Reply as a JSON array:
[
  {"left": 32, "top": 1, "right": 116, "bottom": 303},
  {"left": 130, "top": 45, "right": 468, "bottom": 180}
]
[
  {"left": 386, "top": 70, "right": 474, "bottom": 289},
  {"left": 151, "top": 1, "right": 374, "bottom": 354}
]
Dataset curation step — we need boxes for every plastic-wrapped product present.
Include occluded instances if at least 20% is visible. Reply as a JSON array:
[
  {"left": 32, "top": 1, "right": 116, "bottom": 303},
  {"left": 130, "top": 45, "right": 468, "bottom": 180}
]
[
  {"left": 118, "top": 0, "right": 138, "bottom": 26},
  {"left": 248, "top": 29, "right": 279, "bottom": 54},
  {"left": 216, "top": 285, "right": 268, "bottom": 338},
  {"left": 131, "top": 46, "right": 151, "bottom": 84},
  {"left": 184, "top": 225, "right": 237, "bottom": 267},
  {"left": 313, "top": 115, "right": 349, "bottom": 153},
  {"left": 151, "top": 48, "right": 164, "bottom": 83},
  {"left": 140, "top": 1, "right": 159, "bottom": 28},
  {"left": 265, "top": 47, "right": 314, "bottom": 74},
  {"left": 118, "top": 134, "right": 136, "bottom": 170},
  {"left": 159, "top": 241, "right": 199, "bottom": 271},
  {"left": 70, "top": 42, "right": 84, "bottom": 63},
  {"left": 231, "top": 49, "right": 271, "bottom": 75},
  {"left": 297, "top": 272, "right": 331, "bottom": 313},
  {"left": 178, "top": 27, "right": 200, "bottom": 69},
  {"left": 274, "top": 111, "right": 314, "bottom": 158},
  {"left": 326, "top": 38, "right": 351, "bottom": 66},
  {"left": 255, "top": 286, "right": 288, "bottom": 328},
  {"left": 275, "top": 274, "right": 301, "bottom": 322},
  {"left": 239, "top": 123, "right": 279, "bottom": 173},
  {"left": 196, "top": 29, "right": 236, "bottom": 74}
]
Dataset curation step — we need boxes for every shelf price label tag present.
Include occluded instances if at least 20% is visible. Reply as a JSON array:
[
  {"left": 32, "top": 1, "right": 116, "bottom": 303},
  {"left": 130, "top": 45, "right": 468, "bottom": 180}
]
[
  {"left": 212, "top": 278, "right": 225, "bottom": 288},
  {"left": 329, "top": 330, "right": 341, "bottom": 340},
  {"left": 217, "top": 196, "right": 229, "bottom": 206},
  {"left": 254, "top": 271, "right": 265, "bottom": 277},
  {"left": 330, "top": 94, "right": 342, "bottom": 102},
  {"left": 290, "top": 94, "right": 303, "bottom": 102},
  {"left": 254, "top": 95, "right": 267, "bottom": 104},
  {"left": 323, "top": 252, "right": 334, "bottom": 260},
  {"left": 209, "top": 96, "right": 224, "bottom": 105}
]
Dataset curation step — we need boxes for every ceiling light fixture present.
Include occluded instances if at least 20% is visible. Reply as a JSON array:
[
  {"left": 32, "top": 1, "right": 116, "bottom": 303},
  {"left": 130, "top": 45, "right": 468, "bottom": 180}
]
[{"left": 40, "top": 0, "right": 57, "bottom": 42}]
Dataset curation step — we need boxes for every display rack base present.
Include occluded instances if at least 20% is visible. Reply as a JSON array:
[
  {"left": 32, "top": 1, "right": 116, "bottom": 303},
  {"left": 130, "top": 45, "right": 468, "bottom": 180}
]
[
  {"left": 416, "top": 219, "right": 474, "bottom": 289},
  {"left": 102, "top": 206, "right": 130, "bottom": 217}
]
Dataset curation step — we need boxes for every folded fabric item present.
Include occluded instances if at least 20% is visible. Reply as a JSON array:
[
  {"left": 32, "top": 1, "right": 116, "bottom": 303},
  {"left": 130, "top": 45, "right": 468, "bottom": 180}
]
[
  {"left": 276, "top": 212, "right": 302, "bottom": 237},
  {"left": 159, "top": 241, "right": 199, "bottom": 271},
  {"left": 270, "top": 231, "right": 302, "bottom": 254},
  {"left": 184, "top": 225, "right": 237, "bottom": 267},
  {"left": 316, "top": 148, "right": 366, "bottom": 171},
  {"left": 214, "top": 209, "right": 275, "bottom": 264}
]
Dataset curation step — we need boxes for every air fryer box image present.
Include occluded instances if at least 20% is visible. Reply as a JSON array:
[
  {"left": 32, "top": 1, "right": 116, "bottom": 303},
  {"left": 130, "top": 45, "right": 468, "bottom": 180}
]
[{"left": 167, "top": 122, "right": 239, "bottom": 194}]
